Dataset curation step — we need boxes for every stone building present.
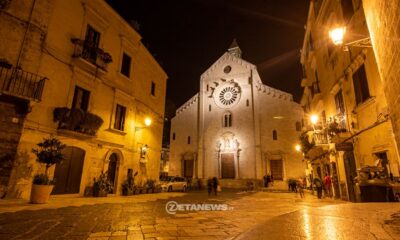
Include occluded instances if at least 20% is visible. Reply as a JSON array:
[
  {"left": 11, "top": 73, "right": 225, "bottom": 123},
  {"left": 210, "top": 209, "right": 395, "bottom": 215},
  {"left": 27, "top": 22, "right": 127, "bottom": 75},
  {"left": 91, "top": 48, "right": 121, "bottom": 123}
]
[
  {"left": 362, "top": 0, "right": 400, "bottom": 153},
  {"left": 169, "top": 41, "right": 304, "bottom": 187},
  {"left": 0, "top": 0, "right": 167, "bottom": 199},
  {"left": 300, "top": 0, "right": 399, "bottom": 201}
]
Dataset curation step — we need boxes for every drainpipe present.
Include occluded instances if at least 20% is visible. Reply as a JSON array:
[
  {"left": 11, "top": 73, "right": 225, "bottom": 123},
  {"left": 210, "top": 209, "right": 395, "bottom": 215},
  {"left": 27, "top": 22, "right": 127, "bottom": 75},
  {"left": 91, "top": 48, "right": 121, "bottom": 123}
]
[{"left": 15, "top": 0, "right": 37, "bottom": 68}]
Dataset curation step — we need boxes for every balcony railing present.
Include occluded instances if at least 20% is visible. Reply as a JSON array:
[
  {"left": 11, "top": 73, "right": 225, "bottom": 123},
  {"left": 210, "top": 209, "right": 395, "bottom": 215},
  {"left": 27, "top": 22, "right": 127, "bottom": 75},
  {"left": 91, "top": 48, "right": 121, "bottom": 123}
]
[
  {"left": 71, "top": 38, "right": 112, "bottom": 70},
  {"left": 0, "top": 66, "right": 46, "bottom": 101}
]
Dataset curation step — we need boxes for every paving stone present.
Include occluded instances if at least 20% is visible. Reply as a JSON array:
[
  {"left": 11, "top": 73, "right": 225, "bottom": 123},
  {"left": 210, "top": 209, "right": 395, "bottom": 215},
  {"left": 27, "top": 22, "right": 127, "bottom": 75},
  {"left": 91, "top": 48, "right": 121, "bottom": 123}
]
[{"left": 0, "top": 192, "right": 398, "bottom": 239}]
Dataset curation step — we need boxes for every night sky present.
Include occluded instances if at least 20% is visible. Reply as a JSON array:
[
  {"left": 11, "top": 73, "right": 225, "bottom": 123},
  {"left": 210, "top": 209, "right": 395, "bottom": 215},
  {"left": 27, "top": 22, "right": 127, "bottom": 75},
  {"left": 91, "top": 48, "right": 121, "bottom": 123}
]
[{"left": 107, "top": 0, "right": 310, "bottom": 109}]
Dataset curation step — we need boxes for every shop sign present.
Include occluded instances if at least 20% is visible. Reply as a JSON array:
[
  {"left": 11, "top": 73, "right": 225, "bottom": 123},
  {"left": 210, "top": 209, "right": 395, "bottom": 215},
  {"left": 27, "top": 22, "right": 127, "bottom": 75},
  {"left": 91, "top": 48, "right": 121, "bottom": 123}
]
[{"left": 335, "top": 142, "right": 353, "bottom": 151}]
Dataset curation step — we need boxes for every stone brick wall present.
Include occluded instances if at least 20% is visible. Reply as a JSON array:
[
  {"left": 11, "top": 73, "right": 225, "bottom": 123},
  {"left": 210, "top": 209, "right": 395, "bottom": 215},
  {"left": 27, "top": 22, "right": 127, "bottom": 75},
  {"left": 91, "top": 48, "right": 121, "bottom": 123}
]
[
  {"left": 0, "top": 98, "right": 26, "bottom": 198},
  {"left": 363, "top": 0, "right": 400, "bottom": 151}
]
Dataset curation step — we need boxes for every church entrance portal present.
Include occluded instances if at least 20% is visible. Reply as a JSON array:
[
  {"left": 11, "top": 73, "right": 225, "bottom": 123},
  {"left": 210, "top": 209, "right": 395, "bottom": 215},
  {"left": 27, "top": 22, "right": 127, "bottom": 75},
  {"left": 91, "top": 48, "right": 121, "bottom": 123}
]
[
  {"left": 270, "top": 159, "right": 283, "bottom": 180},
  {"left": 183, "top": 160, "right": 193, "bottom": 178},
  {"left": 221, "top": 153, "right": 235, "bottom": 179}
]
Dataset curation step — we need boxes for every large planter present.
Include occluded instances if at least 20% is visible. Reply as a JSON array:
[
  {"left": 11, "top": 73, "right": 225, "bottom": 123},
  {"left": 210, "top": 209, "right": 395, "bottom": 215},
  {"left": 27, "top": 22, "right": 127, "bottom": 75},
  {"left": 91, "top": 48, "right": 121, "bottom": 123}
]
[
  {"left": 30, "top": 184, "right": 54, "bottom": 204},
  {"left": 93, "top": 188, "right": 108, "bottom": 197}
]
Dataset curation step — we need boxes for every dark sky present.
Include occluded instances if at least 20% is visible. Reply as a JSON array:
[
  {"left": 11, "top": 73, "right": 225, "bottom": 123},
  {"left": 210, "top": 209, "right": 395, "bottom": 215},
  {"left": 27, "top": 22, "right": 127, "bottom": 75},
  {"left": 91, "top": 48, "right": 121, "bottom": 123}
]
[{"left": 107, "top": 0, "right": 310, "bottom": 107}]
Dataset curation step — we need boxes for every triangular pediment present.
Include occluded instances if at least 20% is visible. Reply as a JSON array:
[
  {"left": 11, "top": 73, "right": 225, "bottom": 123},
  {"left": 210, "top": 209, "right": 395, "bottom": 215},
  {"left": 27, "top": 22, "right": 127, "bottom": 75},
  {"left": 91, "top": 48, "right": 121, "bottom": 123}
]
[{"left": 201, "top": 52, "right": 256, "bottom": 79}]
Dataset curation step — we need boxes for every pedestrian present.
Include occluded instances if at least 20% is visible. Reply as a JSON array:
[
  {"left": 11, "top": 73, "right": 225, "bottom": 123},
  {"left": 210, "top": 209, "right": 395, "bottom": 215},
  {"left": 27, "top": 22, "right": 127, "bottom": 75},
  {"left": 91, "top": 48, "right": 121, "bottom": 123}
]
[
  {"left": 207, "top": 178, "right": 213, "bottom": 196},
  {"left": 323, "top": 173, "right": 332, "bottom": 198},
  {"left": 263, "top": 174, "right": 268, "bottom": 187},
  {"left": 297, "top": 177, "right": 305, "bottom": 198},
  {"left": 266, "top": 173, "right": 271, "bottom": 187},
  {"left": 313, "top": 176, "right": 323, "bottom": 199},
  {"left": 212, "top": 177, "right": 219, "bottom": 196},
  {"left": 270, "top": 173, "right": 274, "bottom": 187}
]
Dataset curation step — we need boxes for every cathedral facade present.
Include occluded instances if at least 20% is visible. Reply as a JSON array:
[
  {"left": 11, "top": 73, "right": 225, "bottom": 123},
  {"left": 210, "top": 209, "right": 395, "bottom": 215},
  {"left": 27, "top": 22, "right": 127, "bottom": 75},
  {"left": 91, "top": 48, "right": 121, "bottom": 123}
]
[{"left": 169, "top": 42, "right": 304, "bottom": 187}]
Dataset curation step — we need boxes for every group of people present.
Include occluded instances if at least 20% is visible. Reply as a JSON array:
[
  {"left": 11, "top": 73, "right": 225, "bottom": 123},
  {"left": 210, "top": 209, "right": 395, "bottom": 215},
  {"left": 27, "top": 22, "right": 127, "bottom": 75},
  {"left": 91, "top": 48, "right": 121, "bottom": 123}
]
[
  {"left": 207, "top": 177, "right": 219, "bottom": 196},
  {"left": 288, "top": 177, "right": 307, "bottom": 198},
  {"left": 313, "top": 173, "right": 332, "bottom": 199},
  {"left": 263, "top": 173, "right": 274, "bottom": 187}
]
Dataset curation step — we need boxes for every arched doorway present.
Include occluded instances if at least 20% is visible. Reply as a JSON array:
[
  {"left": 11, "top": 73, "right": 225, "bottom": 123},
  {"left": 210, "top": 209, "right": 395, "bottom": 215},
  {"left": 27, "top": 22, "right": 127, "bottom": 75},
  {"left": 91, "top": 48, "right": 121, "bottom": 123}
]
[
  {"left": 107, "top": 153, "right": 119, "bottom": 194},
  {"left": 52, "top": 146, "right": 85, "bottom": 194}
]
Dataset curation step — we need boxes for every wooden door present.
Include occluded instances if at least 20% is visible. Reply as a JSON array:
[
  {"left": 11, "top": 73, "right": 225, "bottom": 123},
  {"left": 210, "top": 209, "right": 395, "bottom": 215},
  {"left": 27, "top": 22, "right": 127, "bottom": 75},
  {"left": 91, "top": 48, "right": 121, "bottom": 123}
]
[
  {"left": 183, "top": 160, "right": 193, "bottom": 178},
  {"left": 221, "top": 153, "right": 235, "bottom": 179},
  {"left": 344, "top": 151, "right": 357, "bottom": 202},
  {"left": 52, "top": 147, "right": 85, "bottom": 194},
  {"left": 107, "top": 153, "right": 118, "bottom": 193},
  {"left": 270, "top": 159, "right": 283, "bottom": 180}
]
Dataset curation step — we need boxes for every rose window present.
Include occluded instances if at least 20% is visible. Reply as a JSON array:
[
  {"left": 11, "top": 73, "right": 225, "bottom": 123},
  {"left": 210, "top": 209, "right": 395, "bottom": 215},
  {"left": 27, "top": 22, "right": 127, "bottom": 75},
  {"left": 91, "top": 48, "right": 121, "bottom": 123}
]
[{"left": 219, "top": 87, "right": 238, "bottom": 106}]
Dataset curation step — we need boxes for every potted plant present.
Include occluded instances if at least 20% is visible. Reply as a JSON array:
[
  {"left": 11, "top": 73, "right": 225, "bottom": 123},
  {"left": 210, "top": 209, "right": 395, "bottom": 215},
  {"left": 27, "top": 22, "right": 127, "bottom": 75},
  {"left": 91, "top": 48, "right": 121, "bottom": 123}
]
[
  {"left": 93, "top": 171, "right": 113, "bottom": 197},
  {"left": 30, "top": 137, "right": 65, "bottom": 204},
  {"left": 122, "top": 171, "right": 137, "bottom": 196},
  {"left": 145, "top": 179, "right": 156, "bottom": 193}
]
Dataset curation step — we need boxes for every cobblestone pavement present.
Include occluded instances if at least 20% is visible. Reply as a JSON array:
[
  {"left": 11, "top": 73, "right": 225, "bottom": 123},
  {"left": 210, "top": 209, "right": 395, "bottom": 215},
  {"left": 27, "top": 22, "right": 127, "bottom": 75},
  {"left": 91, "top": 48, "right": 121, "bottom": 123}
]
[{"left": 0, "top": 191, "right": 398, "bottom": 240}]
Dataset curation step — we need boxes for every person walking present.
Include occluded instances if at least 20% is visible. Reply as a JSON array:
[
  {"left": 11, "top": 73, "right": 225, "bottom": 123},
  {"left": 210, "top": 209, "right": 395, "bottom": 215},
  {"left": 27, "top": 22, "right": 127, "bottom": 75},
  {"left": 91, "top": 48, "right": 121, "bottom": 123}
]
[
  {"left": 270, "top": 173, "right": 274, "bottom": 187},
  {"left": 207, "top": 178, "right": 213, "bottom": 196},
  {"left": 323, "top": 173, "right": 332, "bottom": 198},
  {"left": 313, "top": 176, "right": 323, "bottom": 199},
  {"left": 212, "top": 177, "right": 219, "bottom": 196},
  {"left": 263, "top": 175, "right": 268, "bottom": 187},
  {"left": 297, "top": 177, "right": 305, "bottom": 198}
]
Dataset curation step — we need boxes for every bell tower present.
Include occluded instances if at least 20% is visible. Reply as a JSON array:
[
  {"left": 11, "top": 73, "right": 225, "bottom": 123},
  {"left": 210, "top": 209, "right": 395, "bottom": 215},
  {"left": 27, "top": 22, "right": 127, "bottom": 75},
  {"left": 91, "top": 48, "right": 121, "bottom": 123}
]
[{"left": 228, "top": 39, "right": 242, "bottom": 58}]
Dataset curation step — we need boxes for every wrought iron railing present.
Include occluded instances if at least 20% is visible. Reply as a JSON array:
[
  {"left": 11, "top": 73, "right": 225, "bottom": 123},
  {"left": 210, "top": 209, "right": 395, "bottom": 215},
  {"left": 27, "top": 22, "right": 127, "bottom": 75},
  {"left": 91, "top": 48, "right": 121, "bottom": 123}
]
[
  {"left": 71, "top": 38, "right": 112, "bottom": 70},
  {"left": 0, "top": 66, "right": 46, "bottom": 101}
]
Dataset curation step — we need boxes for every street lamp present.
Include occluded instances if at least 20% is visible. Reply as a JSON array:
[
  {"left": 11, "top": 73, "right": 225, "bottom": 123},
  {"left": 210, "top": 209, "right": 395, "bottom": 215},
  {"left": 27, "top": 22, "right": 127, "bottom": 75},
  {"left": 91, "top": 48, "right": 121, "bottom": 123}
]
[
  {"left": 329, "top": 27, "right": 346, "bottom": 45},
  {"left": 310, "top": 114, "right": 319, "bottom": 125},
  {"left": 136, "top": 117, "right": 152, "bottom": 131},
  {"left": 295, "top": 144, "right": 301, "bottom": 152},
  {"left": 144, "top": 117, "right": 152, "bottom": 127},
  {"left": 328, "top": 26, "right": 371, "bottom": 50}
]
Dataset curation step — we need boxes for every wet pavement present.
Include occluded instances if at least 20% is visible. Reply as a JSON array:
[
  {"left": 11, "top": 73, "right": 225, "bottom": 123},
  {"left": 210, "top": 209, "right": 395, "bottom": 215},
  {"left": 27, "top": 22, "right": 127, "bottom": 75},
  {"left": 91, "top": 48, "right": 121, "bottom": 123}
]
[{"left": 0, "top": 191, "right": 398, "bottom": 240}]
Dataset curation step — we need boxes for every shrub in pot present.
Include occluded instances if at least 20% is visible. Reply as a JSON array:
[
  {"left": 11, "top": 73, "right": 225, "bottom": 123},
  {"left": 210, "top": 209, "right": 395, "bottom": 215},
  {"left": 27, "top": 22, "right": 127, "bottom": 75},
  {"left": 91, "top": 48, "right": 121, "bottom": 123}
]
[
  {"left": 122, "top": 170, "right": 137, "bottom": 196},
  {"left": 93, "top": 171, "right": 113, "bottom": 197},
  {"left": 30, "top": 137, "right": 65, "bottom": 204},
  {"left": 145, "top": 179, "right": 156, "bottom": 193}
]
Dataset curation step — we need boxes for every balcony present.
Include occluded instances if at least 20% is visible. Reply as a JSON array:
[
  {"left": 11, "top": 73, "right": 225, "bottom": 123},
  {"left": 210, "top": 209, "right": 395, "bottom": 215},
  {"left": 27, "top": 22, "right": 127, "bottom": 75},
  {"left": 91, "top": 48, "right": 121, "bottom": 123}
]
[
  {"left": 71, "top": 38, "right": 112, "bottom": 72},
  {"left": 53, "top": 107, "right": 104, "bottom": 137},
  {"left": 0, "top": 65, "right": 46, "bottom": 101}
]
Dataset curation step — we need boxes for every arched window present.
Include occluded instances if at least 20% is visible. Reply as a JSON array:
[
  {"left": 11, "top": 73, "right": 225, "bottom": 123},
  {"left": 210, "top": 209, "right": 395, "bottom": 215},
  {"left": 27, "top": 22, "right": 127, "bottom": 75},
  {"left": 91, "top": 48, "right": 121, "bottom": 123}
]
[
  {"left": 209, "top": 105, "right": 211, "bottom": 112},
  {"left": 187, "top": 136, "right": 191, "bottom": 144},
  {"left": 223, "top": 112, "right": 232, "bottom": 127},
  {"left": 272, "top": 130, "right": 278, "bottom": 140},
  {"left": 172, "top": 132, "right": 176, "bottom": 140},
  {"left": 246, "top": 99, "right": 250, "bottom": 107}
]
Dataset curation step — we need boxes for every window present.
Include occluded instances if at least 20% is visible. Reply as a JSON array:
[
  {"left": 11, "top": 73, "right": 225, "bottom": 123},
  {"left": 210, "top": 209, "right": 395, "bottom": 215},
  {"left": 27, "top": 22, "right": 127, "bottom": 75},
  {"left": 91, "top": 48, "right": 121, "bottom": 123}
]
[
  {"left": 246, "top": 99, "right": 249, "bottom": 107},
  {"left": 272, "top": 130, "right": 278, "bottom": 140},
  {"left": 172, "top": 132, "right": 176, "bottom": 140},
  {"left": 223, "top": 112, "right": 232, "bottom": 127},
  {"left": 72, "top": 86, "right": 90, "bottom": 111},
  {"left": 151, "top": 82, "right": 156, "bottom": 96},
  {"left": 187, "top": 136, "right": 191, "bottom": 144},
  {"left": 209, "top": 105, "right": 211, "bottom": 112},
  {"left": 121, "top": 53, "right": 131, "bottom": 77},
  {"left": 311, "top": 70, "right": 321, "bottom": 97},
  {"left": 114, "top": 104, "right": 126, "bottom": 131},
  {"left": 335, "top": 90, "right": 345, "bottom": 114},
  {"left": 296, "top": 121, "right": 301, "bottom": 131},
  {"left": 206, "top": 84, "right": 209, "bottom": 91},
  {"left": 352, "top": 65, "right": 370, "bottom": 105},
  {"left": 83, "top": 25, "right": 100, "bottom": 63}
]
